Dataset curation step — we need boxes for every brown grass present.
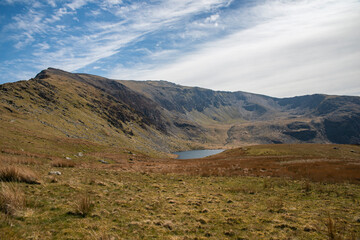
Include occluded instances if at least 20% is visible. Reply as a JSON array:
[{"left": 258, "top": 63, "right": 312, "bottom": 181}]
[
  {"left": 75, "top": 194, "right": 94, "bottom": 217},
  {"left": 0, "top": 183, "right": 25, "bottom": 216},
  {"left": 0, "top": 166, "right": 39, "bottom": 184},
  {"left": 327, "top": 215, "right": 336, "bottom": 240},
  {"left": 148, "top": 144, "right": 360, "bottom": 183},
  {"left": 0, "top": 148, "right": 47, "bottom": 159},
  {"left": 0, "top": 155, "right": 40, "bottom": 165},
  {"left": 51, "top": 159, "right": 75, "bottom": 168}
]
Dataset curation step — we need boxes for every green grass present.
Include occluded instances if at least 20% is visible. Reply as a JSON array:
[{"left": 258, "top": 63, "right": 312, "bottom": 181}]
[{"left": 1, "top": 165, "right": 359, "bottom": 239}]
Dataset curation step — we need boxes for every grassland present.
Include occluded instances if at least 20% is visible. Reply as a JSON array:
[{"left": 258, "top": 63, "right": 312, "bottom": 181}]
[{"left": 1, "top": 143, "right": 360, "bottom": 239}]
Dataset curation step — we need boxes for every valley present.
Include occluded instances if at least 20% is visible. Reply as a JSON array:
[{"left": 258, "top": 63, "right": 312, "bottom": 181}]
[{"left": 1, "top": 68, "right": 360, "bottom": 239}]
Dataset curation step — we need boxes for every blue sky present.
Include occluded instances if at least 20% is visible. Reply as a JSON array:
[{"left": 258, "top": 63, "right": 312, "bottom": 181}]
[{"left": 0, "top": 0, "right": 359, "bottom": 97}]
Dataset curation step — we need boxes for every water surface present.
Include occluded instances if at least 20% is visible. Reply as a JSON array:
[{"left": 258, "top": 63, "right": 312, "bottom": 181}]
[{"left": 173, "top": 149, "right": 224, "bottom": 159}]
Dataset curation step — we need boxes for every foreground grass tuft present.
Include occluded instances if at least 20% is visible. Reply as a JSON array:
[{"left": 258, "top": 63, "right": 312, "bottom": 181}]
[
  {"left": 0, "top": 166, "right": 39, "bottom": 184},
  {"left": 74, "top": 194, "right": 94, "bottom": 217},
  {"left": 0, "top": 183, "right": 25, "bottom": 216}
]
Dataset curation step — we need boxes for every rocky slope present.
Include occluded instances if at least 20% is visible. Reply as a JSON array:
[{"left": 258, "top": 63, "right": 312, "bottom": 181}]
[
  {"left": 1, "top": 68, "right": 359, "bottom": 156},
  {"left": 120, "top": 79, "right": 360, "bottom": 145}
]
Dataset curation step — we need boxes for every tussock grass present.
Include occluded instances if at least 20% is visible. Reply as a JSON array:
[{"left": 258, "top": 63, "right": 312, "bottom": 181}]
[
  {"left": 0, "top": 183, "right": 25, "bottom": 216},
  {"left": 0, "top": 166, "right": 39, "bottom": 184},
  {"left": 0, "top": 155, "right": 40, "bottom": 165},
  {"left": 51, "top": 159, "right": 75, "bottom": 168},
  {"left": 327, "top": 215, "right": 336, "bottom": 240},
  {"left": 75, "top": 194, "right": 94, "bottom": 217}
]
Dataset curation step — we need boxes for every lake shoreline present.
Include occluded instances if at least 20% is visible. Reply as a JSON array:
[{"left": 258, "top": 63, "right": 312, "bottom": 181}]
[{"left": 173, "top": 149, "right": 225, "bottom": 159}]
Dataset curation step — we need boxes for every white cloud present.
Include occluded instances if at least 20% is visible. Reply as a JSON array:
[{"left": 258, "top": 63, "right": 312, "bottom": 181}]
[
  {"left": 66, "top": 0, "right": 91, "bottom": 11},
  {"left": 113, "top": 0, "right": 360, "bottom": 97},
  {"left": 6, "top": 9, "right": 47, "bottom": 49},
  {"left": 28, "top": 0, "right": 231, "bottom": 73},
  {"left": 36, "top": 42, "right": 50, "bottom": 50},
  {"left": 47, "top": 0, "right": 56, "bottom": 7},
  {"left": 102, "top": 0, "right": 122, "bottom": 7}
]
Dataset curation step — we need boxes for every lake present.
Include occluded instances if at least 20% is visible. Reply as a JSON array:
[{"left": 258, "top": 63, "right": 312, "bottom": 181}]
[{"left": 173, "top": 149, "right": 225, "bottom": 159}]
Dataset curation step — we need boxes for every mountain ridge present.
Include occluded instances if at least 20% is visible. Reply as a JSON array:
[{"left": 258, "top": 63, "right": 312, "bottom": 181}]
[{"left": 1, "top": 68, "right": 359, "bottom": 157}]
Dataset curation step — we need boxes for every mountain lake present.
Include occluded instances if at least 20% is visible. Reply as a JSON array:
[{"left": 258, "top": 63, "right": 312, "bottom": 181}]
[{"left": 173, "top": 149, "right": 224, "bottom": 159}]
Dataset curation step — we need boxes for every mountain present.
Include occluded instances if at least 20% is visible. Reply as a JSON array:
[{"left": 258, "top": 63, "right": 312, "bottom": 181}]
[
  {"left": 1, "top": 68, "right": 359, "bottom": 156},
  {"left": 119, "top": 79, "right": 360, "bottom": 145}
]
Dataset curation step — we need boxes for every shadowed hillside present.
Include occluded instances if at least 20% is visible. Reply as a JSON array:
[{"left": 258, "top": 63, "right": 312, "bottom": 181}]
[{"left": 120, "top": 79, "right": 360, "bottom": 146}]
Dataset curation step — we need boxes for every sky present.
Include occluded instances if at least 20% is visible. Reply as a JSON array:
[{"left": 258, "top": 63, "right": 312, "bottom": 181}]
[{"left": 0, "top": 0, "right": 359, "bottom": 97}]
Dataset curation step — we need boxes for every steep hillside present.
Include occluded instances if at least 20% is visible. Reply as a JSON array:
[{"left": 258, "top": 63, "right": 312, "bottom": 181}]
[
  {"left": 0, "top": 68, "right": 190, "bottom": 156},
  {"left": 120, "top": 80, "right": 360, "bottom": 145},
  {"left": 1, "top": 68, "right": 360, "bottom": 159}
]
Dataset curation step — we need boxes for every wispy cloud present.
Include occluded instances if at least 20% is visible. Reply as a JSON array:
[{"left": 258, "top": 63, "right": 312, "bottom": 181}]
[
  {"left": 109, "top": 0, "right": 360, "bottom": 97},
  {"left": 0, "top": 0, "right": 359, "bottom": 97},
  {"left": 1, "top": 0, "right": 231, "bottom": 74}
]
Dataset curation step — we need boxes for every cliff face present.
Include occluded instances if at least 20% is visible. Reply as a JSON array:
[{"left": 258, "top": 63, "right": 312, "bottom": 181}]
[{"left": 1, "top": 68, "right": 359, "bottom": 155}]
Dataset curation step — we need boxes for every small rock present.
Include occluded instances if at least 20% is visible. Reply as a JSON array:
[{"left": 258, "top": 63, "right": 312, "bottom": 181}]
[
  {"left": 99, "top": 160, "right": 109, "bottom": 164},
  {"left": 48, "top": 171, "right": 61, "bottom": 175},
  {"left": 65, "top": 157, "right": 71, "bottom": 160}
]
